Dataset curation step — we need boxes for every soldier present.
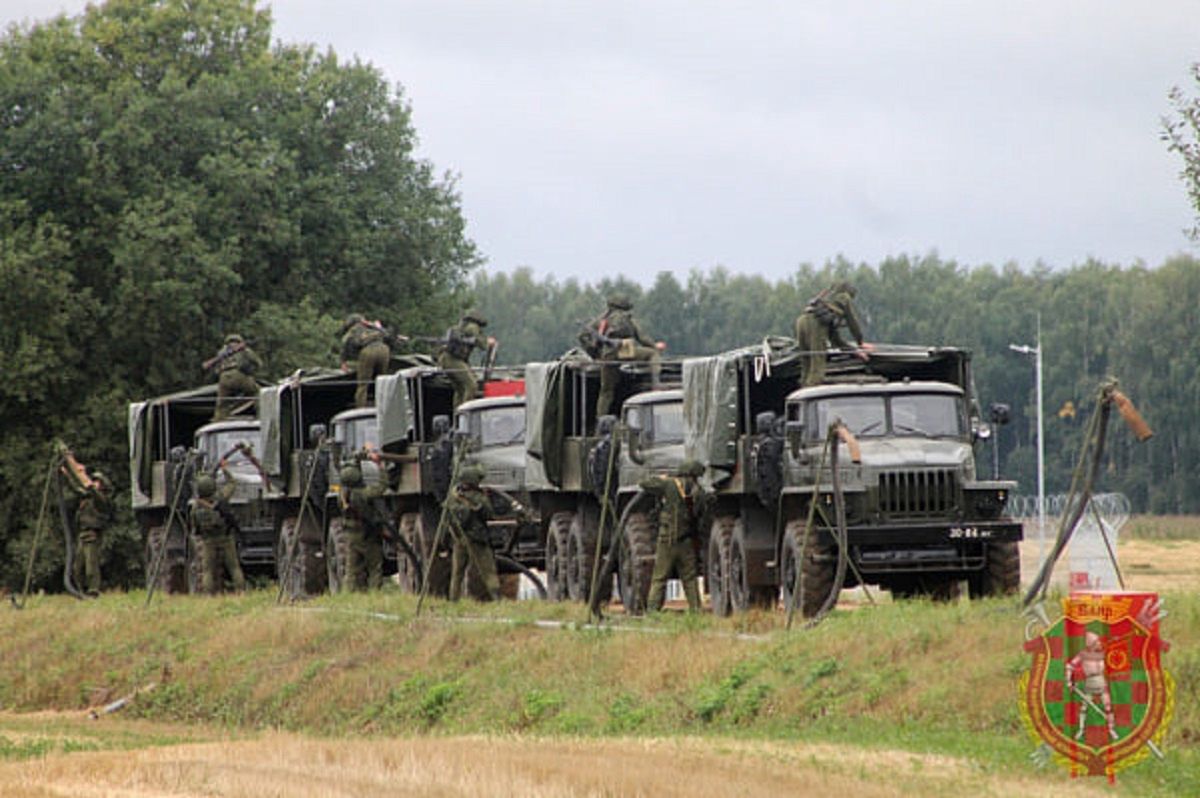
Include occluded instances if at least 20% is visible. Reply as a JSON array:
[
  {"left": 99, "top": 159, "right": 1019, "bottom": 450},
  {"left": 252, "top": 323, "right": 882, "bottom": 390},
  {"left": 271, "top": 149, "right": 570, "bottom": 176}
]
[
  {"left": 1066, "top": 631, "right": 1119, "bottom": 741},
  {"left": 793, "top": 281, "right": 871, "bottom": 387},
  {"left": 640, "top": 459, "right": 707, "bottom": 612},
  {"left": 340, "top": 314, "right": 393, "bottom": 408},
  {"left": 337, "top": 458, "right": 387, "bottom": 591},
  {"left": 445, "top": 463, "right": 526, "bottom": 601},
  {"left": 439, "top": 309, "right": 495, "bottom": 409},
  {"left": 59, "top": 446, "right": 112, "bottom": 596},
  {"left": 586, "top": 293, "right": 665, "bottom": 418},
  {"left": 207, "top": 333, "right": 263, "bottom": 421},
  {"left": 188, "top": 463, "right": 246, "bottom": 595}
]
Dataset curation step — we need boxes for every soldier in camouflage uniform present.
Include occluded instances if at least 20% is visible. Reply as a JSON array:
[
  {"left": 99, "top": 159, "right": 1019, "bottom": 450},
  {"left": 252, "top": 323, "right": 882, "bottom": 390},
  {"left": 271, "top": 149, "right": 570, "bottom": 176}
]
[
  {"left": 210, "top": 333, "right": 263, "bottom": 420},
  {"left": 337, "top": 460, "right": 387, "bottom": 591},
  {"left": 588, "top": 294, "right": 664, "bottom": 418},
  {"left": 793, "top": 282, "right": 870, "bottom": 387},
  {"left": 640, "top": 459, "right": 707, "bottom": 612},
  {"left": 188, "top": 464, "right": 246, "bottom": 595},
  {"left": 439, "top": 309, "right": 494, "bottom": 409},
  {"left": 445, "top": 463, "right": 526, "bottom": 601},
  {"left": 60, "top": 447, "right": 113, "bottom": 596},
  {"left": 340, "top": 314, "right": 392, "bottom": 408}
]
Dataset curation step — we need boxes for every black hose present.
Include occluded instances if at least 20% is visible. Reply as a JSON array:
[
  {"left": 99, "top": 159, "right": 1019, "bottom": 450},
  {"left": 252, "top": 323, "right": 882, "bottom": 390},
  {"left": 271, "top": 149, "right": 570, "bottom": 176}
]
[{"left": 587, "top": 491, "right": 650, "bottom": 620}]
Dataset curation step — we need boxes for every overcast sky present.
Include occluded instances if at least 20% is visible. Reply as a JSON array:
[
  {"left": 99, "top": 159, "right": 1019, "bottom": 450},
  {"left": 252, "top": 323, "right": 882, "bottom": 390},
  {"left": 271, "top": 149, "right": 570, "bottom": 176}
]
[{"left": 7, "top": 1, "right": 1200, "bottom": 283}]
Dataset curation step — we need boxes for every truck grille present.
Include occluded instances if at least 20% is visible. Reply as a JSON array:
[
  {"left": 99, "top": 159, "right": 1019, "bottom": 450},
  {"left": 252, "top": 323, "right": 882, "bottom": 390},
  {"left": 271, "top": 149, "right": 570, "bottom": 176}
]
[{"left": 878, "top": 469, "right": 959, "bottom": 517}]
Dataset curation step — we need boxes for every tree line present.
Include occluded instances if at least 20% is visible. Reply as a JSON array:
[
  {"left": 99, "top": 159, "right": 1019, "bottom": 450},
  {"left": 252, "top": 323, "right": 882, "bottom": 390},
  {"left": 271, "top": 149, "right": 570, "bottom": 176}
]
[{"left": 471, "top": 254, "right": 1198, "bottom": 515}]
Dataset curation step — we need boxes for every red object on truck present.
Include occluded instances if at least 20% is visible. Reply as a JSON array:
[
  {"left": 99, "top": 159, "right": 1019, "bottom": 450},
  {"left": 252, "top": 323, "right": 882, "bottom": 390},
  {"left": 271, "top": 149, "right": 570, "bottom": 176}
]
[{"left": 483, "top": 379, "right": 525, "bottom": 398}]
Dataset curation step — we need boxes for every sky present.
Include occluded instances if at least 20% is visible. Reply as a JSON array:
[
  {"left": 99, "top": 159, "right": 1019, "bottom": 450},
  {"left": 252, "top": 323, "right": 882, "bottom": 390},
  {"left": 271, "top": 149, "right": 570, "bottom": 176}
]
[{"left": 6, "top": 1, "right": 1200, "bottom": 283}]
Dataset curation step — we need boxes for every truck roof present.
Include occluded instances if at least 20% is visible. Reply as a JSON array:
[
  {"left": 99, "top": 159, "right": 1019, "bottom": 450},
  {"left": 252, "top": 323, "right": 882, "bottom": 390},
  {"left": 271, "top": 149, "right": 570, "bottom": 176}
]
[{"left": 789, "top": 380, "right": 965, "bottom": 402}]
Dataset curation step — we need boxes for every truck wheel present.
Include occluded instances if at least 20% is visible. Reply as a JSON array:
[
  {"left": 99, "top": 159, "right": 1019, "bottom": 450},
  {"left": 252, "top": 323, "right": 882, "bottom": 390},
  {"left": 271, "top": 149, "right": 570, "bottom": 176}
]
[
  {"left": 969, "top": 540, "right": 1020, "bottom": 598},
  {"left": 727, "top": 519, "right": 776, "bottom": 612},
  {"left": 415, "top": 501, "right": 453, "bottom": 598},
  {"left": 617, "top": 512, "right": 655, "bottom": 615},
  {"left": 545, "top": 512, "right": 572, "bottom": 601},
  {"left": 144, "top": 525, "right": 187, "bottom": 595},
  {"left": 325, "top": 518, "right": 348, "bottom": 594},
  {"left": 706, "top": 516, "right": 734, "bottom": 617},
  {"left": 566, "top": 512, "right": 597, "bottom": 602},
  {"left": 276, "top": 517, "right": 303, "bottom": 599},
  {"left": 186, "top": 533, "right": 203, "bottom": 594},
  {"left": 787, "top": 518, "right": 835, "bottom": 619},
  {"left": 396, "top": 513, "right": 422, "bottom": 592}
]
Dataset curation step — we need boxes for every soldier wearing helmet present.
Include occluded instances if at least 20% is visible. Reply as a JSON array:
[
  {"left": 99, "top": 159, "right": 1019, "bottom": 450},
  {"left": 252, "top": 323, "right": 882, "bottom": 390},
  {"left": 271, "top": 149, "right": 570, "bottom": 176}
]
[
  {"left": 585, "top": 293, "right": 665, "bottom": 418},
  {"left": 188, "top": 461, "right": 246, "bottom": 595},
  {"left": 58, "top": 445, "right": 113, "bottom": 596},
  {"left": 340, "top": 313, "right": 394, "bottom": 408},
  {"left": 206, "top": 332, "right": 263, "bottom": 421},
  {"left": 794, "top": 282, "right": 872, "bottom": 387},
  {"left": 337, "top": 451, "right": 388, "bottom": 591},
  {"left": 439, "top": 308, "right": 496, "bottom": 409},
  {"left": 638, "top": 459, "right": 709, "bottom": 612},
  {"left": 444, "top": 461, "right": 527, "bottom": 601}
]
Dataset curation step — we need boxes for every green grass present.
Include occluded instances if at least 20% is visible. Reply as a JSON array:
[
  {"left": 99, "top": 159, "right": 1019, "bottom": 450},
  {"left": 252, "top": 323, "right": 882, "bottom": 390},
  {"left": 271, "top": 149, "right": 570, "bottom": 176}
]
[{"left": 1, "top": 586, "right": 1196, "bottom": 793}]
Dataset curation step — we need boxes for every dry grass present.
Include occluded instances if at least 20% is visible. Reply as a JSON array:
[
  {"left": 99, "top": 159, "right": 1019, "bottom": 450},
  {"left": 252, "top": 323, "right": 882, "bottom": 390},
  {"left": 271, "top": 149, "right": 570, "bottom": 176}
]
[{"left": 0, "top": 719, "right": 1123, "bottom": 798}]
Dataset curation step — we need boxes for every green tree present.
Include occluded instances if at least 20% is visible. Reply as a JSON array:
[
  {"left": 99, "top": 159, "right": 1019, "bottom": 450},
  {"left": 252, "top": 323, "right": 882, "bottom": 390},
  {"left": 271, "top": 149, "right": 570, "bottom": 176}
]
[
  {"left": 0, "top": 0, "right": 479, "bottom": 591},
  {"left": 1165, "top": 63, "right": 1200, "bottom": 239}
]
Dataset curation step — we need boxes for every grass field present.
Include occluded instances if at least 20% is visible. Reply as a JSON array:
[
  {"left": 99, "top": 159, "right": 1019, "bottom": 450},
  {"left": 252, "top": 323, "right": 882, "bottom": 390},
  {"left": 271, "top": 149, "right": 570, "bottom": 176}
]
[{"left": 1, "top": 526, "right": 1197, "bottom": 796}]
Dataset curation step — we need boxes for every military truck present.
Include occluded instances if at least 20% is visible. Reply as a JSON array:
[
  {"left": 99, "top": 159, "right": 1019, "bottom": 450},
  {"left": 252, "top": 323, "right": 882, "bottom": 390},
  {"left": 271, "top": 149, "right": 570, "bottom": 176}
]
[
  {"left": 129, "top": 385, "right": 272, "bottom": 592},
  {"left": 450, "top": 381, "right": 538, "bottom": 598},
  {"left": 524, "top": 355, "right": 682, "bottom": 603},
  {"left": 683, "top": 342, "right": 1021, "bottom": 617},
  {"left": 257, "top": 368, "right": 357, "bottom": 598}
]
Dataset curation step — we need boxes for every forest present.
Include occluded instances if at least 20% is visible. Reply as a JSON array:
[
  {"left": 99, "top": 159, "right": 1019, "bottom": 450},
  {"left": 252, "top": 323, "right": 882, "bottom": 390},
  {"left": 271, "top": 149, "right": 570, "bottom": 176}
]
[{"left": 2, "top": 0, "right": 1200, "bottom": 591}]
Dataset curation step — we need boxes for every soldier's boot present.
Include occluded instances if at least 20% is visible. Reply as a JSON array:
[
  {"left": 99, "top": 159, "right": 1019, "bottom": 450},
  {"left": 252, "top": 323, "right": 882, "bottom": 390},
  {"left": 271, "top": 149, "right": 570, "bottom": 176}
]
[{"left": 683, "top": 579, "right": 702, "bottom": 613}]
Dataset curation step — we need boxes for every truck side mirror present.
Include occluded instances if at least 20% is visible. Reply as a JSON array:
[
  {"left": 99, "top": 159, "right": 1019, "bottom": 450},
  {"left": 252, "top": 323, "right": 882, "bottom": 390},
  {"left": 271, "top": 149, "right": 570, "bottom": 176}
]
[{"left": 785, "top": 420, "right": 805, "bottom": 459}]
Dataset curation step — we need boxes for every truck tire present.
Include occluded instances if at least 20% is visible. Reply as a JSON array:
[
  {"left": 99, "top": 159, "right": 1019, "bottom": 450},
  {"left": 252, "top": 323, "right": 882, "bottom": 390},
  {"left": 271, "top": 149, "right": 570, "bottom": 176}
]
[
  {"left": 566, "top": 512, "right": 598, "bottom": 602},
  {"left": 325, "top": 518, "right": 348, "bottom": 594},
  {"left": 727, "top": 518, "right": 776, "bottom": 612},
  {"left": 787, "top": 518, "right": 835, "bottom": 619},
  {"left": 969, "top": 540, "right": 1020, "bottom": 598},
  {"left": 545, "top": 511, "right": 572, "bottom": 601},
  {"left": 144, "top": 524, "right": 187, "bottom": 595},
  {"left": 277, "top": 515, "right": 327, "bottom": 599},
  {"left": 706, "top": 516, "right": 734, "bottom": 617},
  {"left": 186, "top": 533, "right": 203, "bottom": 594},
  {"left": 617, "top": 512, "right": 655, "bottom": 615}
]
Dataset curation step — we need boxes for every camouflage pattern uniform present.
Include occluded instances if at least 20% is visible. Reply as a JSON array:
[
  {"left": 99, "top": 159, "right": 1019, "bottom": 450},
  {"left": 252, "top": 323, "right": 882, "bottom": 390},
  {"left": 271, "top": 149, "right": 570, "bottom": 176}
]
[
  {"left": 72, "top": 471, "right": 112, "bottom": 596},
  {"left": 591, "top": 294, "right": 661, "bottom": 418},
  {"left": 640, "top": 460, "right": 706, "bottom": 612},
  {"left": 340, "top": 314, "right": 392, "bottom": 408},
  {"left": 438, "top": 310, "right": 491, "bottom": 409},
  {"left": 794, "top": 282, "right": 865, "bottom": 387},
  {"left": 338, "top": 463, "right": 386, "bottom": 591},
  {"left": 212, "top": 333, "right": 262, "bottom": 420},
  {"left": 445, "top": 463, "right": 525, "bottom": 601},
  {"left": 189, "top": 469, "right": 246, "bottom": 595}
]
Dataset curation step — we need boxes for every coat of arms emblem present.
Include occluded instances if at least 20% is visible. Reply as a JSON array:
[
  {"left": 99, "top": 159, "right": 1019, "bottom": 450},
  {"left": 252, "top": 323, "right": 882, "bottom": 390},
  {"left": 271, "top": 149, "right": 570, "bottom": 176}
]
[{"left": 1019, "top": 591, "right": 1174, "bottom": 779}]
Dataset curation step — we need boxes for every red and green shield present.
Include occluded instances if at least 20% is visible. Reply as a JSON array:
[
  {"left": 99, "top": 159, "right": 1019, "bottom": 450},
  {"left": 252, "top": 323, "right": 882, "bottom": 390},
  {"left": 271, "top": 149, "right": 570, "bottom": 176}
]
[{"left": 1019, "top": 591, "right": 1174, "bottom": 778}]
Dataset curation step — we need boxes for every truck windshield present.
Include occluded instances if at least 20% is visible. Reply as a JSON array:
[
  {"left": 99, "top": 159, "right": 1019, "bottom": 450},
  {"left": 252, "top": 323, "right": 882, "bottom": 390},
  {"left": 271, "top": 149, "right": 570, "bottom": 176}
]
[
  {"left": 479, "top": 406, "right": 525, "bottom": 447},
  {"left": 343, "top": 417, "right": 379, "bottom": 452},
  {"left": 810, "top": 393, "right": 964, "bottom": 439},
  {"left": 890, "top": 393, "right": 964, "bottom": 437},
  {"left": 653, "top": 402, "right": 684, "bottom": 443}
]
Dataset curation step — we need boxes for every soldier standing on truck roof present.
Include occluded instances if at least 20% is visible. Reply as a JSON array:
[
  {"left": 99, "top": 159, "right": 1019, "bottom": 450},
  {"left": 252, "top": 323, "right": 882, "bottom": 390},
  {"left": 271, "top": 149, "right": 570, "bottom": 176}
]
[
  {"left": 207, "top": 333, "right": 262, "bottom": 421},
  {"left": 439, "top": 309, "right": 495, "bottom": 409},
  {"left": 337, "top": 458, "right": 387, "bottom": 591},
  {"left": 189, "top": 462, "right": 247, "bottom": 595},
  {"left": 340, "top": 313, "right": 392, "bottom": 408},
  {"left": 587, "top": 293, "right": 665, "bottom": 418},
  {"left": 793, "top": 281, "right": 872, "bottom": 387},
  {"left": 59, "top": 444, "right": 113, "bottom": 597},
  {"left": 445, "top": 463, "right": 527, "bottom": 602},
  {"left": 639, "top": 459, "right": 707, "bottom": 613}
]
